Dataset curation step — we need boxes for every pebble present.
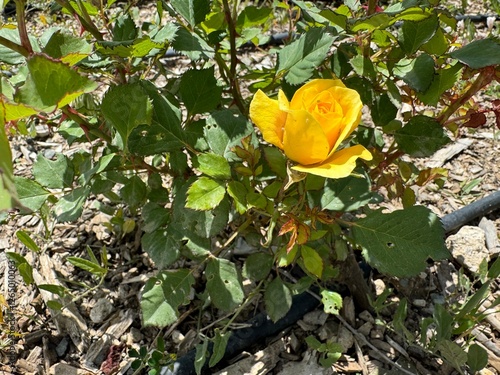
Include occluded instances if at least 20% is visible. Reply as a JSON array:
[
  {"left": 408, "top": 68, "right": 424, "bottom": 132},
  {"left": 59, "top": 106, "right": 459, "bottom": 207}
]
[
  {"left": 302, "top": 310, "right": 328, "bottom": 326},
  {"left": 89, "top": 298, "right": 115, "bottom": 323},
  {"left": 413, "top": 299, "right": 426, "bottom": 307},
  {"left": 357, "top": 321, "right": 373, "bottom": 336},
  {"left": 337, "top": 325, "right": 354, "bottom": 352},
  {"left": 446, "top": 226, "right": 490, "bottom": 274},
  {"left": 373, "top": 279, "right": 386, "bottom": 296},
  {"left": 43, "top": 149, "right": 56, "bottom": 159},
  {"left": 358, "top": 310, "right": 374, "bottom": 324},
  {"left": 56, "top": 336, "right": 70, "bottom": 357}
]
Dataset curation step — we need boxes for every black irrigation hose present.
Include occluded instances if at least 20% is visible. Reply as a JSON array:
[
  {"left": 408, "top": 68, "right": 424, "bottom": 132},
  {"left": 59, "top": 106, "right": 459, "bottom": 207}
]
[
  {"left": 160, "top": 190, "right": 500, "bottom": 375},
  {"left": 160, "top": 290, "right": 322, "bottom": 375},
  {"left": 441, "top": 190, "right": 500, "bottom": 234}
]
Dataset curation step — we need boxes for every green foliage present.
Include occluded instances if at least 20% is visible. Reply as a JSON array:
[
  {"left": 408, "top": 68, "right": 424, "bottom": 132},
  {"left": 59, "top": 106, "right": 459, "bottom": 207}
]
[
  {"left": 1, "top": 0, "right": 498, "bottom": 372},
  {"left": 352, "top": 206, "right": 449, "bottom": 277}
]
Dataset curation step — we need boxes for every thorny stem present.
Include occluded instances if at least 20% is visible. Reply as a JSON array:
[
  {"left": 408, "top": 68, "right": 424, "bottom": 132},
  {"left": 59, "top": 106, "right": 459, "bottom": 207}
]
[
  {"left": 15, "top": 0, "right": 33, "bottom": 55},
  {"left": 437, "top": 66, "right": 497, "bottom": 125},
  {"left": 53, "top": 0, "right": 103, "bottom": 40},
  {"left": 0, "top": 36, "right": 28, "bottom": 57},
  {"left": 367, "top": 0, "right": 377, "bottom": 15},
  {"left": 61, "top": 106, "right": 112, "bottom": 144},
  {"left": 222, "top": 0, "right": 246, "bottom": 115}
]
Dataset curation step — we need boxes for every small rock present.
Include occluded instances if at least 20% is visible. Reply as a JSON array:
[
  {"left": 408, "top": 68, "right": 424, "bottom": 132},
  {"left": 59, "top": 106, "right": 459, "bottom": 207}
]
[
  {"left": 357, "top": 321, "right": 373, "bottom": 336},
  {"left": 128, "top": 327, "right": 143, "bottom": 344},
  {"left": 479, "top": 217, "right": 499, "bottom": 254},
  {"left": 44, "top": 149, "right": 56, "bottom": 159},
  {"left": 317, "top": 321, "right": 339, "bottom": 341},
  {"left": 297, "top": 319, "right": 316, "bottom": 332},
  {"left": 302, "top": 310, "right": 328, "bottom": 326},
  {"left": 446, "top": 226, "right": 490, "bottom": 274},
  {"left": 413, "top": 299, "right": 426, "bottom": 307},
  {"left": 171, "top": 330, "right": 184, "bottom": 345},
  {"left": 337, "top": 325, "right": 354, "bottom": 352},
  {"left": 373, "top": 279, "right": 386, "bottom": 296},
  {"left": 55, "top": 336, "right": 70, "bottom": 357},
  {"left": 288, "top": 332, "right": 301, "bottom": 353},
  {"left": 342, "top": 297, "right": 356, "bottom": 325},
  {"left": 90, "top": 298, "right": 115, "bottom": 323},
  {"left": 358, "top": 310, "right": 374, "bottom": 324}
]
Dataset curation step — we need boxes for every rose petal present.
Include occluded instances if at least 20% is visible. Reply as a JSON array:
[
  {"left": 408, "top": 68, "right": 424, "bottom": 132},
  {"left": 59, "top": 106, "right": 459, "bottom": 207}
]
[
  {"left": 291, "top": 144, "right": 372, "bottom": 179},
  {"left": 329, "top": 87, "right": 363, "bottom": 154},
  {"left": 290, "top": 79, "right": 346, "bottom": 110},
  {"left": 249, "top": 89, "right": 288, "bottom": 149},
  {"left": 283, "top": 109, "right": 330, "bottom": 165}
]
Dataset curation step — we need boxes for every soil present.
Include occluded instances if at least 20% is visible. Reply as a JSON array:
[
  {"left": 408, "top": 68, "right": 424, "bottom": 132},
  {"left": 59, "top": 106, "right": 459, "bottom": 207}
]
[{"left": 1, "top": 1, "right": 499, "bottom": 375}]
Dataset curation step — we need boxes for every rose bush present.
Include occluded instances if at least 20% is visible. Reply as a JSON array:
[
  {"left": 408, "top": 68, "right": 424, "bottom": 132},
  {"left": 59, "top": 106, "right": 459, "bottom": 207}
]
[{"left": 249, "top": 79, "right": 372, "bottom": 179}]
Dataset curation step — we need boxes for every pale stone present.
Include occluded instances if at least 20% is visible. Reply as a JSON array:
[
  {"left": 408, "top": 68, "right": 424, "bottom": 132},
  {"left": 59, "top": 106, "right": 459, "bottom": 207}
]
[{"left": 446, "top": 226, "right": 490, "bottom": 274}]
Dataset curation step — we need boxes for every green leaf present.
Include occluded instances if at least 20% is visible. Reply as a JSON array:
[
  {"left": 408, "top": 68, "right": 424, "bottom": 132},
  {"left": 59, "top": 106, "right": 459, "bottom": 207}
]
[
  {"left": 136, "top": 81, "right": 185, "bottom": 150},
  {"left": 394, "top": 54, "right": 435, "bottom": 92},
  {"left": 352, "top": 206, "right": 449, "bottom": 277},
  {"left": 350, "top": 55, "right": 376, "bottom": 80},
  {"left": 195, "top": 153, "right": 231, "bottom": 179},
  {"left": 194, "top": 340, "right": 208, "bottom": 375},
  {"left": 120, "top": 175, "right": 147, "bottom": 208},
  {"left": 321, "top": 289, "right": 342, "bottom": 315},
  {"left": 371, "top": 93, "right": 398, "bottom": 127},
  {"left": 171, "top": 27, "right": 214, "bottom": 60},
  {"left": 101, "top": 82, "right": 152, "bottom": 151},
  {"left": 467, "top": 344, "right": 488, "bottom": 373},
  {"left": 180, "top": 67, "right": 222, "bottom": 115},
  {"left": 307, "top": 174, "right": 373, "bottom": 212},
  {"left": 67, "top": 256, "right": 106, "bottom": 276},
  {"left": 263, "top": 146, "right": 287, "bottom": 179},
  {"left": 15, "top": 54, "right": 98, "bottom": 112},
  {"left": 351, "top": 13, "right": 391, "bottom": 31},
  {"left": 171, "top": 0, "right": 210, "bottom": 26},
  {"left": 13, "top": 177, "right": 51, "bottom": 212},
  {"left": 112, "top": 13, "right": 137, "bottom": 41},
  {"left": 243, "top": 253, "right": 273, "bottom": 281},
  {"left": 54, "top": 186, "right": 91, "bottom": 222},
  {"left": 141, "top": 269, "right": 195, "bottom": 327},
  {"left": 15, "top": 230, "right": 40, "bottom": 253},
  {"left": 142, "top": 202, "right": 170, "bottom": 233},
  {"left": 172, "top": 178, "right": 229, "bottom": 238},
  {"left": 0, "top": 109, "right": 15, "bottom": 210},
  {"left": 209, "top": 329, "right": 231, "bottom": 368},
  {"left": 227, "top": 180, "right": 248, "bottom": 214},
  {"left": 488, "top": 256, "right": 500, "bottom": 279},
  {"left": 399, "top": 13, "right": 438, "bottom": 55},
  {"left": 277, "top": 28, "right": 335, "bottom": 85},
  {"left": 186, "top": 177, "right": 226, "bottom": 211},
  {"left": 450, "top": 38, "right": 500, "bottom": 69},
  {"left": 42, "top": 30, "right": 92, "bottom": 65},
  {"left": 204, "top": 110, "right": 256, "bottom": 161},
  {"left": 141, "top": 228, "right": 181, "bottom": 268},
  {"left": 6, "top": 252, "right": 34, "bottom": 285},
  {"left": 417, "top": 62, "right": 462, "bottom": 106},
  {"left": 421, "top": 27, "right": 448, "bottom": 55},
  {"left": 394, "top": 115, "right": 450, "bottom": 157},
  {"left": 37, "top": 284, "right": 67, "bottom": 297},
  {"left": 206, "top": 258, "right": 244, "bottom": 311},
  {"left": 436, "top": 341, "right": 467, "bottom": 370},
  {"left": 301, "top": 245, "right": 323, "bottom": 279},
  {"left": 236, "top": 6, "right": 272, "bottom": 31},
  {"left": 33, "top": 154, "right": 74, "bottom": 189},
  {"left": 264, "top": 277, "right": 292, "bottom": 322}
]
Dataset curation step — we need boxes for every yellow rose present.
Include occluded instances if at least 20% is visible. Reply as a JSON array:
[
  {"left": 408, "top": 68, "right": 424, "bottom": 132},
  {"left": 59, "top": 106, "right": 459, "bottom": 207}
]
[{"left": 249, "top": 79, "right": 372, "bottom": 179}]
